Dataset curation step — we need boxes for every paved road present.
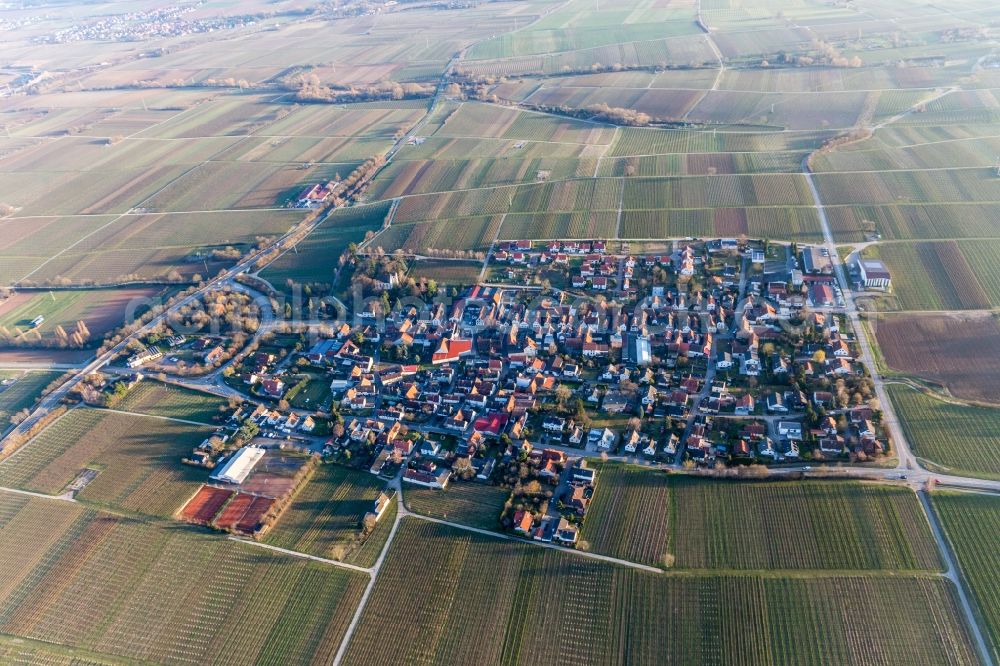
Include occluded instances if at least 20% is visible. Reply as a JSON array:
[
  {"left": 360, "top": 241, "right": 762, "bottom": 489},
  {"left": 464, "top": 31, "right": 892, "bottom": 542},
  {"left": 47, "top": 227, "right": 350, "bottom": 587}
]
[
  {"left": 919, "top": 491, "right": 995, "bottom": 666},
  {"left": 802, "top": 157, "right": 919, "bottom": 472}
]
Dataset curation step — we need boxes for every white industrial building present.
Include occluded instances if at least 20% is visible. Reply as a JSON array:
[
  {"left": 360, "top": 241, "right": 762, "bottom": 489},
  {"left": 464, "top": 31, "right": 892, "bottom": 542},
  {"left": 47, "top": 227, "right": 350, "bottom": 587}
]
[
  {"left": 210, "top": 446, "right": 265, "bottom": 484},
  {"left": 858, "top": 260, "right": 892, "bottom": 289}
]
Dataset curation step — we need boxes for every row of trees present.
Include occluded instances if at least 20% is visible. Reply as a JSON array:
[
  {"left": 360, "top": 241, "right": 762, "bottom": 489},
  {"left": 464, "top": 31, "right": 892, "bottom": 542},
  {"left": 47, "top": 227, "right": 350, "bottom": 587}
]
[{"left": 287, "top": 74, "right": 433, "bottom": 103}]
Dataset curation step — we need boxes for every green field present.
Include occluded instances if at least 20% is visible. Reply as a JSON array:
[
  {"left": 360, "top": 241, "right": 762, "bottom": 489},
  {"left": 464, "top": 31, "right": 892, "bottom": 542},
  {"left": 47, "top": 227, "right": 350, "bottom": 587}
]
[
  {"left": 404, "top": 481, "right": 509, "bottom": 529},
  {"left": 934, "top": 492, "right": 1000, "bottom": 663},
  {"left": 862, "top": 241, "right": 1000, "bottom": 310},
  {"left": 341, "top": 517, "right": 977, "bottom": 666},
  {"left": 114, "top": 380, "right": 228, "bottom": 424},
  {"left": 261, "top": 202, "right": 390, "bottom": 288},
  {"left": 0, "top": 492, "right": 367, "bottom": 665},
  {"left": 0, "top": 371, "right": 59, "bottom": 428},
  {"left": 407, "top": 259, "right": 484, "bottom": 286},
  {"left": 264, "top": 464, "right": 394, "bottom": 567},
  {"left": 582, "top": 465, "right": 940, "bottom": 570},
  {"left": 0, "top": 209, "right": 307, "bottom": 286},
  {"left": 888, "top": 384, "right": 1000, "bottom": 480},
  {"left": 0, "top": 288, "right": 162, "bottom": 345},
  {"left": 0, "top": 409, "right": 210, "bottom": 517}
]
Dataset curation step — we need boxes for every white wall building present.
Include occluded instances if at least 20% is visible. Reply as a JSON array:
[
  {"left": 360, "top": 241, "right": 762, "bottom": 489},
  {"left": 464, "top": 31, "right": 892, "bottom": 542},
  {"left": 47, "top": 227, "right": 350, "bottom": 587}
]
[
  {"left": 210, "top": 446, "right": 265, "bottom": 485},
  {"left": 858, "top": 260, "right": 891, "bottom": 289}
]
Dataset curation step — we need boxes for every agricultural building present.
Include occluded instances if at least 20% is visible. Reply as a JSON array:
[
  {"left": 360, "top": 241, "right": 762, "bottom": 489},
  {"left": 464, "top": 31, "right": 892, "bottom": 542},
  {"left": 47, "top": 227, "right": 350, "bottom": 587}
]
[{"left": 859, "top": 260, "right": 892, "bottom": 289}]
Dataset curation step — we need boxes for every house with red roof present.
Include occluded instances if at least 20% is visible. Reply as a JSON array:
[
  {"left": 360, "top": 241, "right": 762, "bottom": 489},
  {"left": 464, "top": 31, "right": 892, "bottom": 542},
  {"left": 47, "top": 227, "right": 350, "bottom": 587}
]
[{"left": 432, "top": 337, "right": 474, "bottom": 365}]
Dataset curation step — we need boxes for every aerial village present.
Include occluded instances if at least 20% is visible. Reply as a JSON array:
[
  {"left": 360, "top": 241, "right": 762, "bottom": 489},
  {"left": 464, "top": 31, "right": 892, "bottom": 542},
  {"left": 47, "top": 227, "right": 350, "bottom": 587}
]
[{"left": 98, "top": 237, "right": 892, "bottom": 547}]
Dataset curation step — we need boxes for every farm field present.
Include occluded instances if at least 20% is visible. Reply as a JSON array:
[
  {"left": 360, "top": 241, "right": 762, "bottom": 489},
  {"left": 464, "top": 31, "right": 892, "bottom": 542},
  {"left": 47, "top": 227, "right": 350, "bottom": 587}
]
[
  {"left": 0, "top": 287, "right": 162, "bottom": 346},
  {"left": 607, "top": 127, "right": 833, "bottom": 158},
  {"left": 365, "top": 157, "right": 591, "bottom": 199},
  {"left": 814, "top": 168, "right": 1000, "bottom": 206},
  {"left": 521, "top": 86, "right": 929, "bottom": 131},
  {"left": 261, "top": 202, "right": 390, "bottom": 289},
  {"left": 934, "top": 492, "right": 1000, "bottom": 663},
  {"left": 113, "top": 380, "right": 228, "bottom": 424},
  {"left": 439, "top": 103, "right": 615, "bottom": 145},
  {"left": 139, "top": 161, "right": 317, "bottom": 212},
  {"left": 0, "top": 408, "right": 210, "bottom": 516},
  {"left": 0, "top": 492, "right": 367, "bottom": 666},
  {"left": 407, "top": 260, "right": 484, "bottom": 287},
  {"left": 404, "top": 481, "right": 509, "bottom": 529},
  {"left": 888, "top": 384, "right": 1000, "bottom": 480},
  {"left": 861, "top": 241, "right": 1000, "bottom": 310},
  {"left": 874, "top": 313, "right": 1000, "bottom": 403},
  {"left": 598, "top": 151, "right": 808, "bottom": 177},
  {"left": 458, "top": 35, "right": 714, "bottom": 79},
  {"left": 0, "top": 371, "right": 59, "bottom": 428},
  {"left": 825, "top": 204, "right": 1000, "bottom": 242},
  {"left": 619, "top": 206, "right": 823, "bottom": 242},
  {"left": 371, "top": 216, "right": 501, "bottom": 253},
  {"left": 341, "top": 517, "right": 977, "bottom": 666},
  {"left": 582, "top": 466, "right": 940, "bottom": 570},
  {"left": 1, "top": 209, "right": 307, "bottom": 286},
  {"left": 263, "top": 463, "right": 393, "bottom": 568}
]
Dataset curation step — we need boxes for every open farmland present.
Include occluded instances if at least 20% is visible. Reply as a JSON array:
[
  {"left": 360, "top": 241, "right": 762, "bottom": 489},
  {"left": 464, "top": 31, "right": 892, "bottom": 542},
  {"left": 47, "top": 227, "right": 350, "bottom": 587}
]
[
  {"left": 861, "top": 241, "right": 1000, "bottom": 310},
  {"left": 0, "top": 492, "right": 367, "bottom": 666},
  {"left": 141, "top": 161, "right": 341, "bottom": 212},
  {"left": 371, "top": 216, "right": 501, "bottom": 253},
  {"left": 113, "top": 380, "right": 227, "bottom": 424},
  {"left": 934, "top": 492, "right": 1000, "bottom": 663},
  {"left": 366, "top": 157, "right": 591, "bottom": 199},
  {"left": 404, "top": 481, "right": 509, "bottom": 529},
  {"left": 0, "top": 409, "right": 210, "bottom": 516},
  {"left": 888, "top": 384, "right": 1000, "bottom": 480},
  {"left": 582, "top": 466, "right": 939, "bottom": 570},
  {"left": 1, "top": 209, "right": 307, "bottom": 286},
  {"left": 264, "top": 463, "right": 393, "bottom": 567},
  {"left": 0, "top": 287, "right": 162, "bottom": 346},
  {"left": 261, "top": 201, "right": 390, "bottom": 288},
  {"left": 874, "top": 313, "right": 1000, "bottom": 403},
  {"left": 341, "top": 518, "right": 977, "bottom": 666},
  {"left": 598, "top": 151, "right": 808, "bottom": 177},
  {"left": 407, "top": 260, "right": 484, "bottom": 286},
  {"left": 620, "top": 206, "right": 823, "bottom": 241},
  {"left": 0, "top": 371, "right": 59, "bottom": 428},
  {"left": 825, "top": 204, "right": 1000, "bottom": 242}
]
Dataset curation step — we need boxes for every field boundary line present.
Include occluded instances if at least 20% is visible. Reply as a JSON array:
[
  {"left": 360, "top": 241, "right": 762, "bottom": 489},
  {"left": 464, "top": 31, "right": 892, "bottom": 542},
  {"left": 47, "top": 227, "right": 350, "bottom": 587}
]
[
  {"left": 593, "top": 126, "right": 618, "bottom": 178},
  {"left": 331, "top": 510, "right": 404, "bottom": 666},
  {"left": 408, "top": 513, "right": 664, "bottom": 574},
  {"left": 683, "top": 5, "right": 724, "bottom": 121},
  {"left": 0, "top": 207, "right": 298, "bottom": 221},
  {"left": 479, "top": 212, "right": 508, "bottom": 283},
  {"left": 614, "top": 177, "right": 625, "bottom": 239},
  {"left": 918, "top": 492, "right": 996, "bottom": 666},
  {"left": 0, "top": 485, "right": 77, "bottom": 503},
  {"left": 228, "top": 536, "right": 374, "bottom": 573},
  {"left": 15, "top": 133, "right": 256, "bottom": 284},
  {"left": 89, "top": 406, "right": 217, "bottom": 428}
]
